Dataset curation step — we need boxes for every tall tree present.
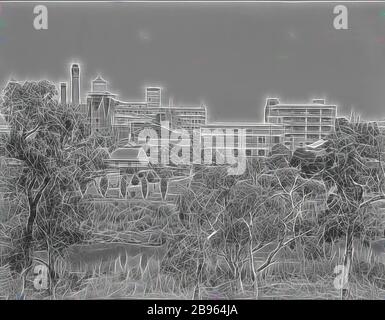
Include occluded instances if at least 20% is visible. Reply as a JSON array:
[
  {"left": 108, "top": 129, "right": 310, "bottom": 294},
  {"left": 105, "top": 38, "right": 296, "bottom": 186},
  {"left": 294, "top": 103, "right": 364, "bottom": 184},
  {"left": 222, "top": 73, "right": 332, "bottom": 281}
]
[
  {"left": 314, "top": 117, "right": 385, "bottom": 298},
  {"left": 0, "top": 80, "right": 109, "bottom": 274}
]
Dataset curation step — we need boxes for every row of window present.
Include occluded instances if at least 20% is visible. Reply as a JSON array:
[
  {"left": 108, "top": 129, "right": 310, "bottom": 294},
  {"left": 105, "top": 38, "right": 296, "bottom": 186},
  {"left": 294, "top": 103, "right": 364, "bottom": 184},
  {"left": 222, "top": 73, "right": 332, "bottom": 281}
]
[
  {"left": 208, "top": 149, "right": 266, "bottom": 157},
  {"left": 180, "top": 119, "right": 205, "bottom": 124},
  {"left": 268, "top": 109, "right": 335, "bottom": 116},
  {"left": 232, "top": 149, "right": 266, "bottom": 156}
]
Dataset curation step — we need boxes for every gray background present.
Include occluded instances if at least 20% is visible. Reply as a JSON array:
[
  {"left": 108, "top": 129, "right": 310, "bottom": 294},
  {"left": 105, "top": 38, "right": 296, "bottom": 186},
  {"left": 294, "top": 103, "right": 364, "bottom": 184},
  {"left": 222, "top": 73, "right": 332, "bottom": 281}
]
[{"left": 0, "top": 2, "right": 384, "bottom": 121}]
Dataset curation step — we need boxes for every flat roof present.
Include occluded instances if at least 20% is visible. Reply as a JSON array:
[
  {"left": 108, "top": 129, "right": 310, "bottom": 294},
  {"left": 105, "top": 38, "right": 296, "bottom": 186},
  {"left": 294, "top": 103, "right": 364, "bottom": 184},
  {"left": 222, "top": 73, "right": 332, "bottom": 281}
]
[
  {"left": 267, "top": 104, "right": 336, "bottom": 109},
  {"left": 116, "top": 101, "right": 205, "bottom": 110},
  {"left": 87, "top": 91, "right": 116, "bottom": 97},
  {"left": 203, "top": 122, "right": 285, "bottom": 128}
]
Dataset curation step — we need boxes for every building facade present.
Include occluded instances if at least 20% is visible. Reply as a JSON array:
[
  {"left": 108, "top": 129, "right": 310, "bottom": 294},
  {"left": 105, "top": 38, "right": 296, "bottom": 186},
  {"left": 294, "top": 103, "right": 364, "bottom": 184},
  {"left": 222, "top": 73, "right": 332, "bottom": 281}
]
[
  {"left": 108, "top": 87, "right": 207, "bottom": 143},
  {"left": 146, "top": 87, "right": 161, "bottom": 108},
  {"left": 200, "top": 122, "right": 285, "bottom": 163},
  {"left": 264, "top": 98, "right": 337, "bottom": 149},
  {"left": 87, "top": 76, "right": 117, "bottom": 135}
]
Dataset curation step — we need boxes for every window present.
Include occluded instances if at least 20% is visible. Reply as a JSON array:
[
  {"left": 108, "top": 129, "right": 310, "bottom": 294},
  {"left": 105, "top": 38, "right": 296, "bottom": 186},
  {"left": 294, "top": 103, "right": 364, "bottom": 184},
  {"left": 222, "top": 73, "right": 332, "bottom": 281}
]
[
  {"left": 246, "top": 149, "right": 251, "bottom": 156},
  {"left": 234, "top": 149, "right": 239, "bottom": 157},
  {"left": 258, "top": 136, "right": 266, "bottom": 144},
  {"left": 258, "top": 149, "right": 265, "bottom": 156},
  {"left": 321, "top": 118, "right": 332, "bottom": 124},
  {"left": 273, "top": 136, "right": 280, "bottom": 144},
  {"left": 293, "top": 126, "right": 305, "bottom": 132}
]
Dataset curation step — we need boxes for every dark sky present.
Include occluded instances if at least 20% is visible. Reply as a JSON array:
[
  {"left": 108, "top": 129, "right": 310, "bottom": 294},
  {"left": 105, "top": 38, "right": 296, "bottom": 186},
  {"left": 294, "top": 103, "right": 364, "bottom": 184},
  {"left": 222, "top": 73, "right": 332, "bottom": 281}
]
[{"left": 1, "top": 2, "right": 385, "bottom": 122}]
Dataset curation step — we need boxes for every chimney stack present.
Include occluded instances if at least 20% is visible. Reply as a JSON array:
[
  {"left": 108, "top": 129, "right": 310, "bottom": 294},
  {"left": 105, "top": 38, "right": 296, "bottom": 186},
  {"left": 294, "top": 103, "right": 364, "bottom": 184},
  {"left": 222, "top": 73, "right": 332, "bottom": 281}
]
[
  {"left": 71, "top": 63, "right": 80, "bottom": 105},
  {"left": 60, "top": 82, "right": 67, "bottom": 105}
]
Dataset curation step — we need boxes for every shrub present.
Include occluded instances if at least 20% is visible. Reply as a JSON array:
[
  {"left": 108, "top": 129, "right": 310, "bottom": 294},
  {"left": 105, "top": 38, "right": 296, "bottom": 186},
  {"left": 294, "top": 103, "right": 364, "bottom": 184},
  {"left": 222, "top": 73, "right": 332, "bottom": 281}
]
[
  {"left": 160, "top": 178, "right": 168, "bottom": 201},
  {"left": 131, "top": 175, "right": 140, "bottom": 186},
  {"left": 100, "top": 176, "right": 108, "bottom": 197},
  {"left": 120, "top": 175, "right": 128, "bottom": 198},
  {"left": 141, "top": 178, "right": 148, "bottom": 199}
]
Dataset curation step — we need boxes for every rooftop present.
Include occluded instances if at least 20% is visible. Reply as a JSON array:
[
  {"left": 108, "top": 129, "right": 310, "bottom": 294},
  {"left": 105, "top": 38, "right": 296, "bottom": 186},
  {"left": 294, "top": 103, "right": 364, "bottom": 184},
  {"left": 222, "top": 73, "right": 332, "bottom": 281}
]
[
  {"left": 93, "top": 75, "right": 107, "bottom": 83},
  {"left": 203, "top": 122, "right": 285, "bottom": 128},
  {"left": 267, "top": 104, "right": 336, "bottom": 108},
  {"left": 107, "top": 145, "right": 149, "bottom": 166}
]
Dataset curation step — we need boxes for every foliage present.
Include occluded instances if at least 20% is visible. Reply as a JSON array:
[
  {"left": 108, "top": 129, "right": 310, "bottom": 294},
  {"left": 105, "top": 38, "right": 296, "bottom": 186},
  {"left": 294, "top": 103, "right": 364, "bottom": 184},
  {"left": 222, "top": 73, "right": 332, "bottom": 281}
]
[
  {"left": 141, "top": 178, "right": 148, "bottom": 199},
  {"left": 296, "top": 116, "right": 385, "bottom": 298},
  {"left": 266, "top": 143, "right": 291, "bottom": 170},
  {"left": 0, "top": 80, "right": 110, "bottom": 273}
]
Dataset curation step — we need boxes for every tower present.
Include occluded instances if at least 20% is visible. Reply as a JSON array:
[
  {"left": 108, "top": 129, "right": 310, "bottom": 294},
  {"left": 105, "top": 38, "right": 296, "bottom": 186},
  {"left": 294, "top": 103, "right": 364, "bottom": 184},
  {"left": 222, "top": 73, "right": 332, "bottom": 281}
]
[
  {"left": 71, "top": 64, "right": 80, "bottom": 105},
  {"left": 146, "top": 87, "right": 161, "bottom": 107},
  {"left": 92, "top": 75, "right": 107, "bottom": 92},
  {"left": 60, "top": 82, "right": 67, "bottom": 105}
]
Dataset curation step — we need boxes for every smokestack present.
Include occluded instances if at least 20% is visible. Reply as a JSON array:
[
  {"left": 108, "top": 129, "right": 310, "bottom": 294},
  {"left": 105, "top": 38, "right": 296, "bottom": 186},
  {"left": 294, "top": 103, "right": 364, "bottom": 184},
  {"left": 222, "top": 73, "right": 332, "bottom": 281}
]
[
  {"left": 60, "top": 82, "right": 67, "bottom": 105},
  {"left": 71, "top": 63, "right": 80, "bottom": 105}
]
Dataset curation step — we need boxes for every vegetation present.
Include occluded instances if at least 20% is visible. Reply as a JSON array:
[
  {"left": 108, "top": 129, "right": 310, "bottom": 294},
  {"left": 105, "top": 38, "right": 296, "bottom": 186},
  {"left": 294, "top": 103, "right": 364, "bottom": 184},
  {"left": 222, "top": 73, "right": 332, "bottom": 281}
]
[
  {"left": 0, "top": 80, "right": 110, "bottom": 289},
  {"left": 0, "top": 82, "right": 385, "bottom": 299}
]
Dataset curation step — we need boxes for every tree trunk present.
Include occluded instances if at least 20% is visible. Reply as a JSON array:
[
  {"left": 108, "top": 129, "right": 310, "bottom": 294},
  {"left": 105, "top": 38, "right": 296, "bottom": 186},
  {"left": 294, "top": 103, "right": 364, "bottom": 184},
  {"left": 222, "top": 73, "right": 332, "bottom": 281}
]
[
  {"left": 235, "top": 264, "right": 243, "bottom": 293},
  {"left": 22, "top": 177, "right": 50, "bottom": 271},
  {"left": 249, "top": 242, "right": 258, "bottom": 297},
  {"left": 22, "top": 202, "right": 38, "bottom": 268},
  {"left": 246, "top": 220, "right": 258, "bottom": 297},
  {"left": 341, "top": 228, "right": 353, "bottom": 300}
]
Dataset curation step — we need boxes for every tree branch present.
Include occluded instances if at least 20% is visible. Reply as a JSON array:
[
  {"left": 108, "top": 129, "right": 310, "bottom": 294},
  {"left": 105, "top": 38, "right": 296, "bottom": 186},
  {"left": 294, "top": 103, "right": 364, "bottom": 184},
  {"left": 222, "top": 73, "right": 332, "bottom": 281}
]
[{"left": 359, "top": 194, "right": 385, "bottom": 209}]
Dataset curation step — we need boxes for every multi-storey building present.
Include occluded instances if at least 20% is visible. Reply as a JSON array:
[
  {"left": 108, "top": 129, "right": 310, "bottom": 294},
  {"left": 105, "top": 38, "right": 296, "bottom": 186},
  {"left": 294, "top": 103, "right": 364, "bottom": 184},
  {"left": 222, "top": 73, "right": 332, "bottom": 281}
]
[
  {"left": 171, "top": 106, "right": 207, "bottom": 131},
  {"left": 108, "top": 87, "right": 207, "bottom": 143},
  {"left": 200, "top": 122, "right": 285, "bottom": 163},
  {"left": 87, "top": 76, "right": 117, "bottom": 135},
  {"left": 264, "top": 98, "right": 337, "bottom": 149}
]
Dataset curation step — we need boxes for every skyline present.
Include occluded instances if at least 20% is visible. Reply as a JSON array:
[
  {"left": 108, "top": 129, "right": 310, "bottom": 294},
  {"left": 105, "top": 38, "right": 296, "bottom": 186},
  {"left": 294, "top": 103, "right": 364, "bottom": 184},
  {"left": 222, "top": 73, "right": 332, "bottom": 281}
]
[{"left": 2, "top": 3, "right": 385, "bottom": 122}]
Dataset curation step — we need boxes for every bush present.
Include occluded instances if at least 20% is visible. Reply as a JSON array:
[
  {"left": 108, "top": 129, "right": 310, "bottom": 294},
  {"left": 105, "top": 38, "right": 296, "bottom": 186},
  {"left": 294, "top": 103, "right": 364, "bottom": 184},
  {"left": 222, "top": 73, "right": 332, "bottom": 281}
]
[
  {"left": 120, "top": 175, "right": 128, "bottom": 198},
  {"left": 131, "top": 175, "right": 140, "bottom": 186},
  {"left": 160, "top": 178, "right": 168, "bottom": 201},
  {"left": 100, "top": 176, "right": 108, "bottom": 197},
  {"left": 141, "top": 178, "right": 148, "bottom": 199}
]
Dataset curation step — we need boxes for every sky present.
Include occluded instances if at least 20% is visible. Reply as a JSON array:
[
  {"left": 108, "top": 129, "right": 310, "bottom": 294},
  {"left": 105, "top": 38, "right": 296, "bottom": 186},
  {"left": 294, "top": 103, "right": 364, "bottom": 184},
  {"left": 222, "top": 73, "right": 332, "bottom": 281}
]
[{"left": 1, "top": 2, "right": 385, "bottom": 122}]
